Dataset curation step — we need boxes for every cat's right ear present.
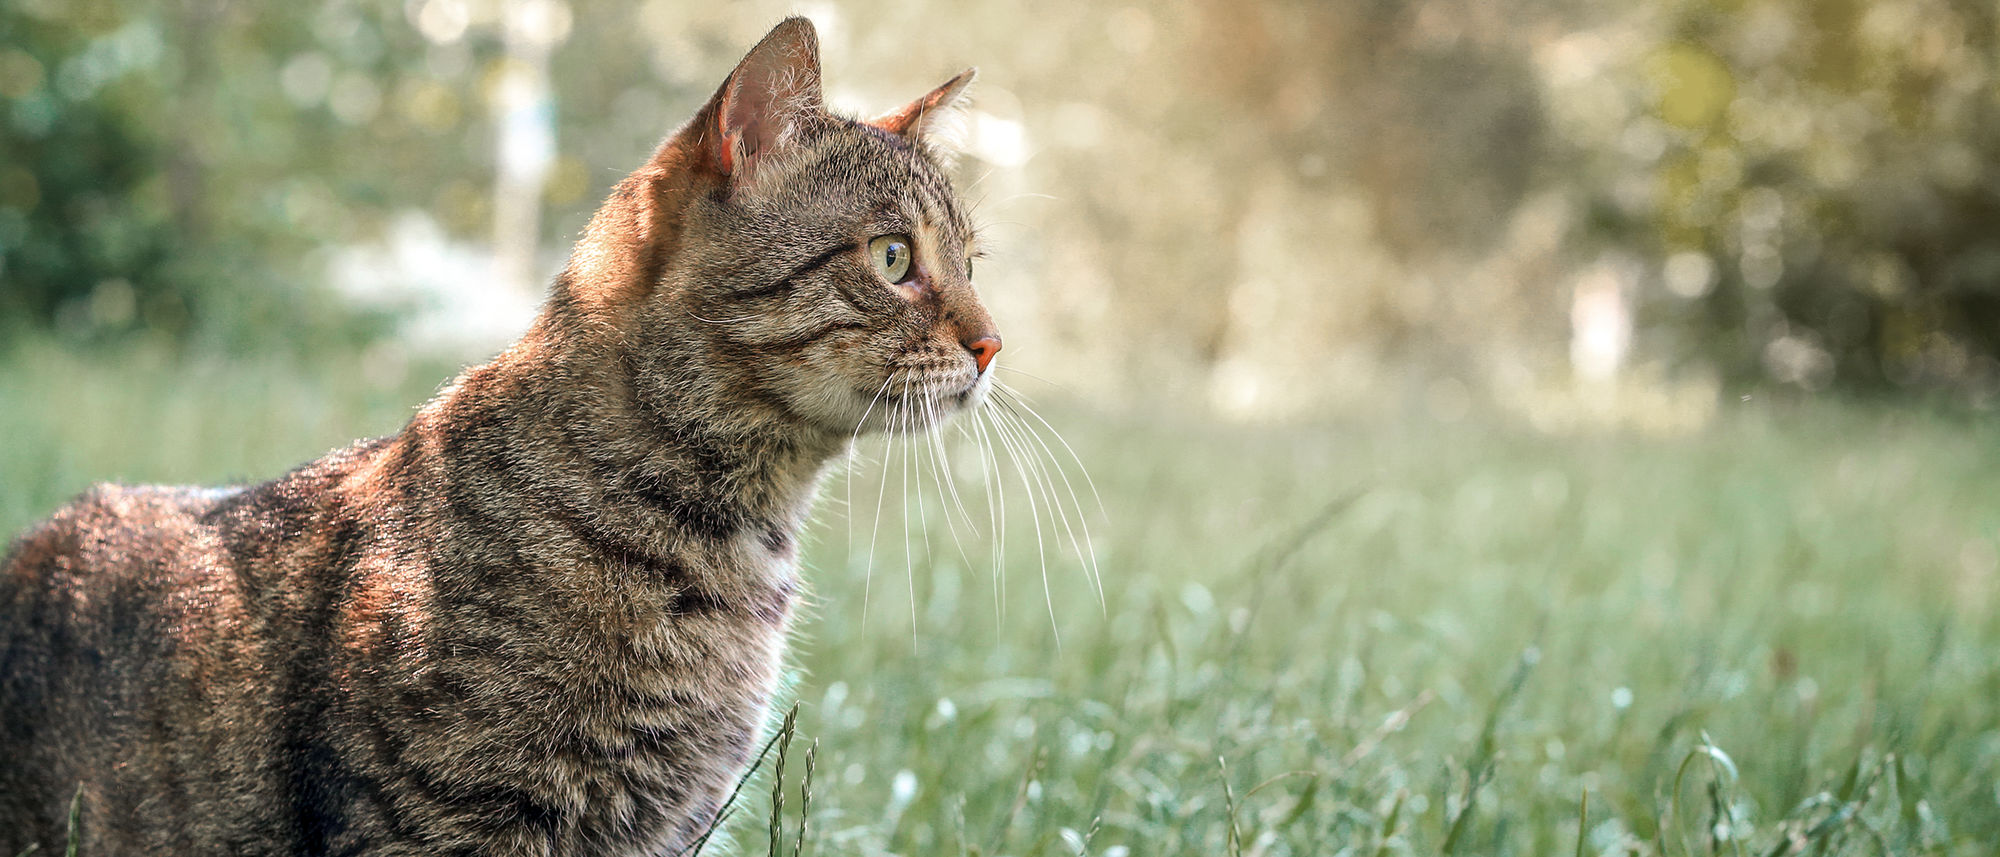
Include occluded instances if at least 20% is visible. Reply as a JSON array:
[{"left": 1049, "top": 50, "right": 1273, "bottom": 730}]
[
  {"left": 870, "top": 68, "right": 976, "bottom": 146},
  {"left": 700, "top": 17, "right": 824, "bottom": 184}
]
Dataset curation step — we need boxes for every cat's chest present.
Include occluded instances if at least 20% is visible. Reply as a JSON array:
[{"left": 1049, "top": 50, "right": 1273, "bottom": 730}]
[
  {"left": 562, "top": 531, "right": 797, "bottom": 657},
  {"left": 461, "top": 530, "right": 802, "bottom": 850},
  {"left": 644, "top": 523, "right": 799, "bottom": 631}
]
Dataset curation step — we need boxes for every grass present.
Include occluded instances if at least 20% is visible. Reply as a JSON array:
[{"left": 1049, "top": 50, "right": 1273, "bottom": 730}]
[{"left": 3, "top": 338, "right": 1998, "bottom": 855}]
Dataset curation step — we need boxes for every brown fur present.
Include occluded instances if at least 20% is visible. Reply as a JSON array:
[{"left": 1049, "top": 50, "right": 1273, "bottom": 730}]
[{"left": 0, "top": 18, "right": 996, "bottom": 855}]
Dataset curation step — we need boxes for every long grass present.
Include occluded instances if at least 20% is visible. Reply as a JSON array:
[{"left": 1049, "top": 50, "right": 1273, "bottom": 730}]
[{"left": 3, "top": 339, "right": 1997, "bottom": 855}]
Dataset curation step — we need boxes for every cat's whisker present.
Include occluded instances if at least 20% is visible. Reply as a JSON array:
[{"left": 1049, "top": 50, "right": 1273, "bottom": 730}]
[
  {"left": 992, "top": 364, "right": 1066, "bottom": 389},
  {"left": 927, "top": 393, "right": 978, "bottom": 531},
  {"left": 899, "top": 377, "right": 924, "bottom": 645},
  {"left": 937, "top": 445, "right": 981, "bottom": 560},
  {"left": 967, "top": 399, "right": 1007, "bottom": 623},
  {"left": 982, "top": 398, "right": 1058, "bottom": 647},
  {"left": 991, "top": 385, "right": 1105, "bottom": 608},
  {"left": 863, "top": 387, "right": 905, "bottom": 619},
  {"left": 987, "top": 401, "right": 1089, "bottom": 611},
  {"left": 993, "top": 392, "right": 1103, "bottom": 620},
  {"left": 985, "top": 399, "right": 1068, "bottom": 577},
  {"left": 685, "top": 309, "right": 757, "bottom": 325},
  {"left": 919, "top": 393, "right": 976, "bottom": 573},
  {"left": 977, "top": 403, "right": 1014, "bottom": 624},
  {"left": 993, "top": 381, "right": 1107, "bottom": 516},
  {"left": 847, "top": 376, "right": 895, "bottom": 573},
  {"left": 993, "top": 388, "right": 1108, "bottom": 612}
]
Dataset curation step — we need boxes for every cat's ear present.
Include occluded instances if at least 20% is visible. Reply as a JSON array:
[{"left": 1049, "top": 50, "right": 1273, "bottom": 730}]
[
  {"left": 708, "top": 17, "right": 824, "bottom": 181},
  {"left": 870, "top": 68, "right": 976, "bottom": 149},
  {"left": 562, "top": 19, "right": 820, "bottom": 308}
]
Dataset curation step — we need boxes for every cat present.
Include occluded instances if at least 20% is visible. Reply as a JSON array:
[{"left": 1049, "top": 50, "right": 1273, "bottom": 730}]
[{"left": 0, "top": 17, "right": 999, "bottom": 856}]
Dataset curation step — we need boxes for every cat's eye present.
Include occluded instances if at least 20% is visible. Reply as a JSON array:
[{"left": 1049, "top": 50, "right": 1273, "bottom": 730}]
[{"left": 868, "top": 234, "right": 915, "bottom": 284}]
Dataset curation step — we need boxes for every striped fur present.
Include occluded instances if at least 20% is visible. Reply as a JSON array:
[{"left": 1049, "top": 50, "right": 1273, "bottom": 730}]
[{"left": 0, "top": 18, "right": 996, "bottom": 856}]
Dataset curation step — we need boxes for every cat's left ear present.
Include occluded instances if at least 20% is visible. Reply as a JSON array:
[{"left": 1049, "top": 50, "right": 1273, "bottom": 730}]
[
  {"left": 870, "top": 68, "right": 976, "bottom": 150},
  {"left": 711, "top": 17, "right": 825, "bottom": 181}
]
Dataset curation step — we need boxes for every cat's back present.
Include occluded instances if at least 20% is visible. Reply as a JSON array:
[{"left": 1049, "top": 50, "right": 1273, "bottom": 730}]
[
  {"left": 1, "top": 480, "right": 252, "bottom": 697},
  {"left": 0, "top": 441, "right": 391, "bottom": 854},
  {"left": 0, "top": 482, "right": 253, "bottom": 847},
  {"left": 2, "top": 435, "right": 396, "bottom": 648},
  {"left": 5, "top": 479, "right": 238, "bottom": 595}
]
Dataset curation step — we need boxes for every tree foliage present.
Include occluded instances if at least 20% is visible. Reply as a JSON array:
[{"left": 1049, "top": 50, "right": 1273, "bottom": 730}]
[{"left": 4, "top": 0, "right": 1999, "bottom": 398}]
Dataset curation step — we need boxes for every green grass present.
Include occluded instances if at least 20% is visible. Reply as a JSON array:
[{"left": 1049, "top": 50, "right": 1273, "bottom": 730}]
[{"left": 4, "top": 339, "right": 1998, "bottom": 856}]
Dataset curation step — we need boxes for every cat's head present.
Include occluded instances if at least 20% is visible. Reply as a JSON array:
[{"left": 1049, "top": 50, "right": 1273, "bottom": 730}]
[{"left": 555, "top": 18, "right": 997, "bottom": 440}]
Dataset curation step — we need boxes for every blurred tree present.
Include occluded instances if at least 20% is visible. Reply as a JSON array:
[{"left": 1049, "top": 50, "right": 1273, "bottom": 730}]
[
  {"left": 1, "top": 1, "right": 199, "bottom": 342},
  {"left": 1609, "top": 0, "right": 2000, "bottom": 393},
  {"left": 0, "top": 0, "right": 508, "bottom": 352},
  {"left": 7, "top": 0, "right": 2000, "bottom": 405}
]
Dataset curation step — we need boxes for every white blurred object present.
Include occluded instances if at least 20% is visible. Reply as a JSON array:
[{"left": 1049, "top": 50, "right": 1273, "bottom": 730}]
[
  {"left": 967, "top": 110, "right": 1031, "bottom": 168},
  {"left": 490, "top": 0, "right": 570, "bottom": 300},
  {"left": 329, "top": 211, "right": 540, "bottom": 354},
  {"left": 1569, "top": 260, "right": 1632, "bottom": 383}
]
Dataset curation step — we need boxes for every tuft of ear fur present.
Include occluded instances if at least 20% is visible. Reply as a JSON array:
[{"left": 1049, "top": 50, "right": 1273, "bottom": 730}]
[
  {"left": 704, "top": 16, "right": 828, "bottom": 182},
  {"left": 870, "top": 68, "right": 976, "bottom": 161},
  {"left": 553, "top": 19, "right": 825, "bottom": 310},
  {"left": 713, "top": 17, "right": 824, "bottom": 182}
]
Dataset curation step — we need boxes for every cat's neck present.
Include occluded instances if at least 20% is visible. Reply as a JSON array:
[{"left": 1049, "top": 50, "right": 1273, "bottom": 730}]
[{"left": 404, "top": 304, "right": 847, "bottom": 575}]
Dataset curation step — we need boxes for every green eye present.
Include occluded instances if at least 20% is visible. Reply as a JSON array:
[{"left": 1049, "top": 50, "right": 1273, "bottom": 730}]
[{"left": 868, "top": 234, "right": 915, "bottom": 284}]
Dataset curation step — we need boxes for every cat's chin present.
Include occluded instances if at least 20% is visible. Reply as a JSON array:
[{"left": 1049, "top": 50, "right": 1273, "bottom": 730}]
[
  {"left": 794, "top": 369, "right": 989, "bottom": 437},
  {"left": 884, "top": 382, "right": 988, "bottom": 434}
]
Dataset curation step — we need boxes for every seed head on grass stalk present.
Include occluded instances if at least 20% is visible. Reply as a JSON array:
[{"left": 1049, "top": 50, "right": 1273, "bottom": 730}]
[
  {"left": 768, "top": 706, "right": 798, "bottom": 857},
  {"left": 792, "top": 739, "right": 816, "bottom": 857},
  {"left": 671, "top": 704, "right": 797, "bottom": 857}
]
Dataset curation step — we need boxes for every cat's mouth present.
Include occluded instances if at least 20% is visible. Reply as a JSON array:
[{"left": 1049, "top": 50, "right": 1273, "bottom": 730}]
[{"left": 860, "top": 365, "right": 988, "bottom": 433}]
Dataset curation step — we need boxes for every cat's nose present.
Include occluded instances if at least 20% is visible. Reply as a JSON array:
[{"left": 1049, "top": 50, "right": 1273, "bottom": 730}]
[{"left": 963, "top": 334, "right": 1002, "bottom": 374}]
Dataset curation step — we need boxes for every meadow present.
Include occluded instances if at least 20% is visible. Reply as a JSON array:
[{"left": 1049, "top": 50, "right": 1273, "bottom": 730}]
[{"left": 2, "top": 339, "right": 1997, "bottom": 856}]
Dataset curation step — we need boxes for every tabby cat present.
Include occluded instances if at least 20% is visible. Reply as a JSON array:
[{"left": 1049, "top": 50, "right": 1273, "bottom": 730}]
[{"left": 0, "top": 17, "right": 998, "bottom": 855}]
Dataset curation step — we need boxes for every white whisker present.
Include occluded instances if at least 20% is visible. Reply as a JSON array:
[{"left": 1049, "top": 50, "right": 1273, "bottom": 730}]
[
  {"left": 983, "top": 400, "right": 1058, "bottom": 647},
  {"left": 988, "top": 407, "right": 1077, "bottom": 612},
  {"left": 925, "top": 396, "right": 970, "bottom": 529},
  {"left": 992, "top": 386, "right": 1105, "bottom": 609},
  {"left": 901, "top": 377, "right": 923, "bottom": 646},
  {"left": 969, "top": 400, "right": 1007, "bottom": 623},
  {"left": 686, "top": 310, "right": 757, "bottom": 325},
  {"left": 921, "top": 392, "right": 976, "bottom": 572},
  {"left": 994, "top": 381, "right": 1106, "bottom": 516},
  {"left": 837, "top": 370, "right": 1099, "bottom": 643},
  {"left": 991, "top": 364, "right": 1066, "bottom": 389},
  {"left": 986, "top": 400, "right": 1066, "bottom": 571},
  {"left": 847, "top": 376, "right": 894, "bottom": 574},
  {"left": 987, "top": 192, "right": 1060, "bottom": 207},
  {"left": 864, "top": 382, "right": 904, "bottom": 619}
]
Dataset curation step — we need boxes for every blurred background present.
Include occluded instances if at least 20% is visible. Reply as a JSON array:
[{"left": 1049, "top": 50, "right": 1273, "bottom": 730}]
[
  {"left": 7, "top": 0, "right": 1999, "bottom": 424},
  {"left": 9, "top": 3, "right": 2000, "bottom": 853}
]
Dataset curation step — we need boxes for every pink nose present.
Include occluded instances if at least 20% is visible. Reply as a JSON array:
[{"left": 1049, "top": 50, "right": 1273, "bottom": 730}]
[{"left": 964, "top": 335, "right": 1002, "bottom": 374}]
